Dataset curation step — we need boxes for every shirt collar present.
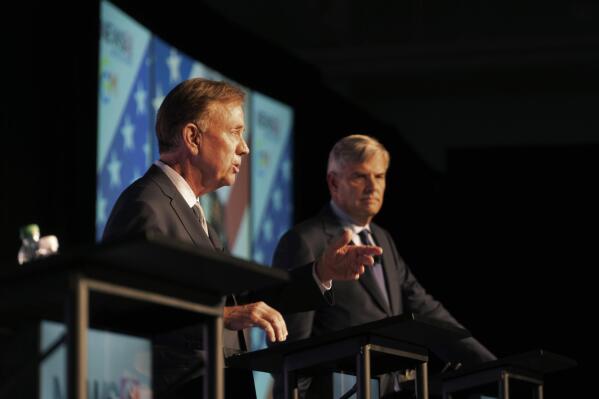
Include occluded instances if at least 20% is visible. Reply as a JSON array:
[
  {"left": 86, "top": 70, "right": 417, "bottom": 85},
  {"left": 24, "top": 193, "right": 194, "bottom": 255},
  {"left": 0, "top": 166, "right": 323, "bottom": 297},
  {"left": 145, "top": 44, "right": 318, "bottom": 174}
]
[
  {"left": 154, "top": 160, "right": 198, "bottom": 207},
  {"left": 329, "top": 200, "right": 371, "bottom": 243}
]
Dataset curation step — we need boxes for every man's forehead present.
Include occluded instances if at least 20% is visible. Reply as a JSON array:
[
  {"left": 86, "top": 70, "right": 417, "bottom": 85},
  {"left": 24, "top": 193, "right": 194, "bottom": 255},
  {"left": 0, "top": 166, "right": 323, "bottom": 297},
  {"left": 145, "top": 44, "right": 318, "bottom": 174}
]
[
  {"left": 210, "top": 100, "right": 244, "bottom": 114},
  {"left": 345, "top": 156, "right": 388, "bottom": 173},
  {"left": 209, "top": 101, "right": 245, "bottom": 125}
]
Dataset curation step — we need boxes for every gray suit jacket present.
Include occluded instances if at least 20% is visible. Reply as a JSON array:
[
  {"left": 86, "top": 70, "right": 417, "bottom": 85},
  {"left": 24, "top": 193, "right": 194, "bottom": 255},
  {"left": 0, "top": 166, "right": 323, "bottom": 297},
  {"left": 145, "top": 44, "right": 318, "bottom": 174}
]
[
  {"left": 103, "top": 165, "right": 328, "bottom": 398},
  {"left": 272, "top": 204, "right": 496, "bottom": 397}
]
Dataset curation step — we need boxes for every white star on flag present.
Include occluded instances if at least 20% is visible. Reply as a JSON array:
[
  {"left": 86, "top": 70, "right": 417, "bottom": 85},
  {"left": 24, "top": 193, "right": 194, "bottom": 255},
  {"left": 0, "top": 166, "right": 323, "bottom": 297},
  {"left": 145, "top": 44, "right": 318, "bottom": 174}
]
[
  {"left": 153, "top": 85, "right": 165, "bottom": 114},
  {"left": 254, "top": 250, "right": 264, "bottom": 264},
  {"left": 143, "top": 141, "right": 152, "bottom": 164},
  {"left": 263, "top": 218, "right": 273, "bottom": 242},
  {"left": 166, "top": 49, "right": 181, "bottom": 83},
  {"left": 108, "top": 152, "right": 122, "bottom": 188},
  {"left": 134, "top": 82, "right": 147, "bottom": 114},
  {"left": 121, "top": 116, "right": 135, "bottom": 150},
  {"left": 96, "top": 193, "right": 107, "bottom": 224}
]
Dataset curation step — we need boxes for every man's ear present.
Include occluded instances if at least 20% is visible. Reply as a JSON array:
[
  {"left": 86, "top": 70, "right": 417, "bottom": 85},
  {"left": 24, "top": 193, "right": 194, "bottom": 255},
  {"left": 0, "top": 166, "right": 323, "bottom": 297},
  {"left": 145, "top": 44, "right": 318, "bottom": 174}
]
[
  {"left": 327, "top": 171, "right": 337, "bottom": 195},
  {"left": 182, "top": 123, "right": 200, "bottom": 154}
]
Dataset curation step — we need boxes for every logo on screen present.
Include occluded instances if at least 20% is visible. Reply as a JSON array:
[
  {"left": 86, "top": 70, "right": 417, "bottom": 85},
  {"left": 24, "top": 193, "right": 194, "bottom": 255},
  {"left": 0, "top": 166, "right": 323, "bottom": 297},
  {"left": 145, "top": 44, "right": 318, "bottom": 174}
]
[
  {"left": 100, "top": 68, "right": 118, "bottom": 104},
  {"left": 257, "top": 111, "right": 281, "bottom": 139},
  {"left": 101, "top": 21, "right": 133, "bottom": 63}
]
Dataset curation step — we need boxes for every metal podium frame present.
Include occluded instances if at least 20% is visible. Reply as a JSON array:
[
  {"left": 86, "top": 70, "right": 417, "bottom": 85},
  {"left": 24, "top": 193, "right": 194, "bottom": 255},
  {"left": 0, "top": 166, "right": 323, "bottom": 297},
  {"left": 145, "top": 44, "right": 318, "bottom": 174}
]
[
  {"left": 65, "top": 274, "right": 224, "bottom": 399},
  {"left": 442, "top": 367, "right": 544, "bottom": 399},
  {"left": 440, "top": 350, "right": 577, "bottom": 399},
  {"left": 282, "top": 334, "right": 429, "bottom": 399},
  {"left": 227, "top": 313, "right": 471, "bottom": 399},
  {"left": 0, "top": 234, "right": 289, "bottom": 399}
]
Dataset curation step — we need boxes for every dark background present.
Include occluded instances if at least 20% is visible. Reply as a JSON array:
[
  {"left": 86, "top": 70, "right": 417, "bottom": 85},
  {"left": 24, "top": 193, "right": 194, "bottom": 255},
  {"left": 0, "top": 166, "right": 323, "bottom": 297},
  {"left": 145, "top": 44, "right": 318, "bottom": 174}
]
[{"left": 2, "top": 0, "right": 596, "bottom": 396}]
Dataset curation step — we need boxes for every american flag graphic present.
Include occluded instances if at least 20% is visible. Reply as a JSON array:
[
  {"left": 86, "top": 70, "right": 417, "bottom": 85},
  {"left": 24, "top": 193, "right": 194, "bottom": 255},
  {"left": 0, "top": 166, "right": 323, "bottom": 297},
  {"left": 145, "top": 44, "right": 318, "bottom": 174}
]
[{"left": 96, "top": 6, "right": 293, "bottom": 261}]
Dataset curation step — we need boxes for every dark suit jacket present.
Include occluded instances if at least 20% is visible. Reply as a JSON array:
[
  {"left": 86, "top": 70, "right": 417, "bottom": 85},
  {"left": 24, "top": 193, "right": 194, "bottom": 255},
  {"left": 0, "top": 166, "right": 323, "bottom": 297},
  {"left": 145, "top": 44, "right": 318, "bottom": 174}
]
[
  {"left": 272, "top": 204, "right": 496, "bottom": 397},
  {"left": 103, "top": 165, "right": 328, "bottom": 398}
]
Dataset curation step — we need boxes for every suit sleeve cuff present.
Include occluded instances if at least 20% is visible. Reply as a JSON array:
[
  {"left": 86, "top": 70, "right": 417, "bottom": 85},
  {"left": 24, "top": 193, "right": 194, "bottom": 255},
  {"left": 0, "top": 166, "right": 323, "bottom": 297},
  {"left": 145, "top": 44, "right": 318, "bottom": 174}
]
[{"left": 312, "top": 263, "right": 332, "bottom": 293}]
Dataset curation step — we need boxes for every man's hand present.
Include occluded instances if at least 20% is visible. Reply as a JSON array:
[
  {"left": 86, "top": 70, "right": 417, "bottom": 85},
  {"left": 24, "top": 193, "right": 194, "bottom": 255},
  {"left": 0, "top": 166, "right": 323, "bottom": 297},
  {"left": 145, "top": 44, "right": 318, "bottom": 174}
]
[
  {"left": 223, "top": 301, "right": 288, "bottom": 343},
  {"left": 315, "top": 229, "right": 383, "bottom": 283}
]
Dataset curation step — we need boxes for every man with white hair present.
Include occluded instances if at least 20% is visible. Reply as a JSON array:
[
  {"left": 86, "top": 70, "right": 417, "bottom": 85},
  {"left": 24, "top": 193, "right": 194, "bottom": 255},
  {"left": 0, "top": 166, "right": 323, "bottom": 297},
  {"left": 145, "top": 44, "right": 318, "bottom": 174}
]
[{"left": 272, "top": 134, "right": 496, "bottom": 398}]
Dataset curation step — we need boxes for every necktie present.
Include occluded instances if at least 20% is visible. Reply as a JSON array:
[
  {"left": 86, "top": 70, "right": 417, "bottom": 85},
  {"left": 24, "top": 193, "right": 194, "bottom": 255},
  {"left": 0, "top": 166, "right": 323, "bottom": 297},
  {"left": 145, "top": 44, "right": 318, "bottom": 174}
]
[
  {"left": 358, "top": 229, "right": 389, "bottom": 307},
  {"left": 191, "top": 202, "right": 209, "bottom": 237}
]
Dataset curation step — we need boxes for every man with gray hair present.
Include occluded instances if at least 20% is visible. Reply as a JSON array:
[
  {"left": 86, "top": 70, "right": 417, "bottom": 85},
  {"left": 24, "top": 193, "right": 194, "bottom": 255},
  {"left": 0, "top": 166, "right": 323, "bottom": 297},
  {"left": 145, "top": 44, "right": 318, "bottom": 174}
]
[{"left": 272, "top": 134, "right": 496, "bottom": 398}]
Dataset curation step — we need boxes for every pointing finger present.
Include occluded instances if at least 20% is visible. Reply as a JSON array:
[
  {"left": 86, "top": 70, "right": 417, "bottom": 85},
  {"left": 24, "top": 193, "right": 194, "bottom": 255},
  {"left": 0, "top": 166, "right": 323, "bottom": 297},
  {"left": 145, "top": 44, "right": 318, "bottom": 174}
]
[{"left": 329, "top": 229, "right": 353, "bottom": 251}]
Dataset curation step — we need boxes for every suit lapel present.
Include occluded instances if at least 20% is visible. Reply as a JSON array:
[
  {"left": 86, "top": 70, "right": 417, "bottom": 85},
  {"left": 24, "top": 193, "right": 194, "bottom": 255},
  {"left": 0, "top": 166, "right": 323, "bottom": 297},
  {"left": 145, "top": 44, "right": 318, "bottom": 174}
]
[
  {"left": 146, "top": 167, "right": 249, "bottom": 356},
  {"left": 322, "top": 205, "right": 393, "bottom": 316},
  {"left": 207, "top": 224, "right": 224, "bottom": 251},
  {"left": 147, "top": 165, "right": 214, "bottom": 249},
  {"left": 358, "top": 260, "right": 392, "bottom": 316},
  {"left": 371, "top": 224, "right": 400, "bottom": 315}
]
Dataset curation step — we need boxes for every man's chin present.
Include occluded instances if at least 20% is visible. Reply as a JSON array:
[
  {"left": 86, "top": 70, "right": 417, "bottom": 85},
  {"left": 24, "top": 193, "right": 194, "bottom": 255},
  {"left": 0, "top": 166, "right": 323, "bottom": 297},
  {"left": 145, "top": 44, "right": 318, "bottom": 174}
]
[
  {"left": 362, "top": 207, "right": 381, "bottom": 219},
  {"left": 213, "top": 177, "right": 236, "bottom": 190},
  {"left": 224, "top": 175, "right": 237, "bottom": 186}
]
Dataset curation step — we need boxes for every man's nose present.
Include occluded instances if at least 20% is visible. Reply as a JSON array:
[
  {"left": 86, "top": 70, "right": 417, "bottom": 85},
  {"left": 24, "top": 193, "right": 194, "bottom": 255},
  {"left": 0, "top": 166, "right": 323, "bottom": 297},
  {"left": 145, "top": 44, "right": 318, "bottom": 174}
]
[
  {"left": 238, "top": 137, "right": 250, "bottom": 155},
  {"left": 364, "top": 175, "right": 376, "bottom": 190}
]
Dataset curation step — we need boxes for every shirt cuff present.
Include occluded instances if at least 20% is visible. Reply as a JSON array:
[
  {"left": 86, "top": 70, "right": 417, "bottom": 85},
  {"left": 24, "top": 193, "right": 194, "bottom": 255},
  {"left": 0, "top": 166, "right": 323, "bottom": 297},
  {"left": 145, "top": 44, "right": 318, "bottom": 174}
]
[{"left": 312, "top": 263, "right": 332, "bottom": 294}]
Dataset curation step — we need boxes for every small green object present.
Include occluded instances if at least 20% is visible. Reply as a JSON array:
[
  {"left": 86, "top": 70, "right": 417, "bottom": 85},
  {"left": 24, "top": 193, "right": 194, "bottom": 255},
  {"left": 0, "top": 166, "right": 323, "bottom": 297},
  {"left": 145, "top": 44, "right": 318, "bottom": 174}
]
[{"left": 19, "top": 224, "right": 40, "bottom": 241}]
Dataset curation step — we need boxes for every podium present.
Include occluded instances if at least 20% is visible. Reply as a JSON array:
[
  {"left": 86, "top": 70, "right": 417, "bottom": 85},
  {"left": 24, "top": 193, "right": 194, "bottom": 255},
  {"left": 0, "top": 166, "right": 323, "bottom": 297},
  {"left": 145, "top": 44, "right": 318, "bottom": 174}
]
[
  {"left": 227, "top": 313, "right": 470, "bottom": 399},
  {"left": 0, "top": 233, "right": 288, "bottom": 399},
  {"left": 440, "top": 349, "right": 577, "bottom": 399}
]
